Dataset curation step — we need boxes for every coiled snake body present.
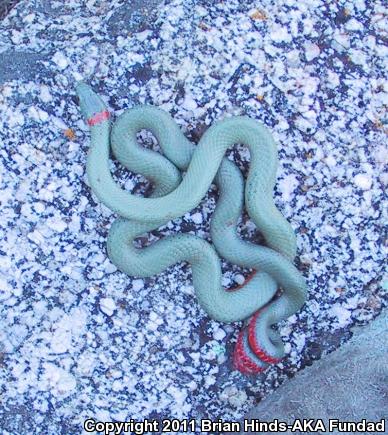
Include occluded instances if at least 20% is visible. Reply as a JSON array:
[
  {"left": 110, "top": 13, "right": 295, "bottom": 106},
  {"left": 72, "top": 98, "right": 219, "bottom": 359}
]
[{"left": 76, "top": 82, "right": 307, "bottom": 374}]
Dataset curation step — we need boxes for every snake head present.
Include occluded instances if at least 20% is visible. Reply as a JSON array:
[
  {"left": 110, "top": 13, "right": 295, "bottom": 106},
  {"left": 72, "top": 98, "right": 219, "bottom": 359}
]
[{"left": 75, "top": 82, "right": 108, "bottom": 121}]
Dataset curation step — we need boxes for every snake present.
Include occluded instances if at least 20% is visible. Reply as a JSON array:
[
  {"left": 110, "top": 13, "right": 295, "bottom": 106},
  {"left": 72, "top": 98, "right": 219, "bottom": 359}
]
[{"left": 76, "top": 82, "right": 307, "bottom": 374}]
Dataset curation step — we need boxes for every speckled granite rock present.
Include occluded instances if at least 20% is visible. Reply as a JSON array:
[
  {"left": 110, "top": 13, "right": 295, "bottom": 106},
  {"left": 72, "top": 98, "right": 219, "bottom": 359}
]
[
  {"left": 0, "top": 0, "right": 19, "bottom": 20},
  {"left": 0, "top": 0, "right": 387, "bottom": 434}
]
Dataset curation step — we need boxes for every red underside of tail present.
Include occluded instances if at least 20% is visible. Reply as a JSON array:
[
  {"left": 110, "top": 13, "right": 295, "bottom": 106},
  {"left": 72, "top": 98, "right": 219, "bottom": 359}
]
[{"left": 233, "top": 311, "right": 283, "bottom": 374}]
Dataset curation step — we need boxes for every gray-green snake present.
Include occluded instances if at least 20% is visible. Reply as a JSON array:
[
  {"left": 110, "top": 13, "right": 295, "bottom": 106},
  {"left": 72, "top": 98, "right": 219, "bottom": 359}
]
[{"left": 76, "top": 82, "right": 307, "bottom": 374}]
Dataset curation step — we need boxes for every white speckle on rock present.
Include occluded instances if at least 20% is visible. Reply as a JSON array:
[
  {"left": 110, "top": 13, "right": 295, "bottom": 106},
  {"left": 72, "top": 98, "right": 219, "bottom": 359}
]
[
  {"left": 270, "top": 25, "right": 292, "bottom": 43},
  {"left": 28, "top": 229, "right": 45, "bottom": 246},
  {"left": 52, "top": 52, "right": 69, "bottom": 70},
  {"left": 191, "top": 212, "right": 203, "bottom": 224},
  {"left": 39, "top": 85, "right": 52, "bottom": 103},
  {"left": 327, "top": 70, "right": 340, "bottom": 89},
  {"left": 325, "top": 155, "right": 337, "bottom": 167},
  {"left": 346, "top": 18, "right": 363, "bottom": 32},
  {"left": 234, "top": 274, "right": 245, "bottom": 285},
  {"left": 125, "top": 179, "right": 135, "bottom": 191},
  {"left": 294, "top": 334, "right": 305, "bottom": 352},
  {"left": 28, "top": 106, "right": 49, "bottom": 123},
  {"left": 182, "top": 94, "right": 197, "bottom": 111},
  {"left": 304, "top": 42, "right": 320, "bottom": 61},
  {"left": 213, "top": 327, "right": 226, "bottom": 341},
  {"left": 8, "top": 109, "right": 25, "bottom": 127},
  {"left": 330, "top": 304, "right": 352, "bottom": 328},
  {"left": 23, "top": 13, "right": 35, "bottom": 23},
  {"left": 0, "top": 278, "right": 12, "bottom": 301},
  {"left": 51, "top": 329, "right": 72, "bottom": 354},
  {"left": 176, "top": 352, "right": 186, "bottom": 364},
  {"left": 103, "top": 259, "right": 117, "bottom": 273},
  {"left": 132, "top": 279, "right": 144, "bottom": 291},
  {"left": 350, "top": 49, "right": 367, "bottom": 66},
  {"left": 147, "top": 321, "right": 158, "bottom": 331},
  {"left": 354, "top": 173, "right": 372, "bottom": 190},
  {"left": 300, "top": 254, "right": 313, "bottom": 266},
  {"left": 333, "top": 32, "right": 350, "bottom": 51},
  {"left": 167, "top": 386, "right": 187, "bottom": 407},
  {"left": 220, "top": 386, "right": 248, "bottom": 407},
  {"left": 187, "top": 380, "right": 197, "bottom": 391},
  {"left": 181, "top": 284, "right": 194, "bottom": 295},
  {"left": 52, "top": 116, "right": 68, "bottom": 130},
  {"left": 47, "top": 217, "right": 67, "bottom": 232},
  {"left": 72, "top": 71, "right": 83, "bottom": 81},
  {"left": 100, "top": 298, "right": 116, "bottom": 316},
  {"left": 278, "top": 174, "right": 299, "bottom": 201},
  {"left": 41, "top": 363, "right": 76, "bottom": 397}
]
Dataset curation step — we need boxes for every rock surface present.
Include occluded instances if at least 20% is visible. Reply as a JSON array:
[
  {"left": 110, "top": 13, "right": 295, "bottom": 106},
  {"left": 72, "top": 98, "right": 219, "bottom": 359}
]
[{"left": 0, "top": 0, "right": 387, "bottom": 433}]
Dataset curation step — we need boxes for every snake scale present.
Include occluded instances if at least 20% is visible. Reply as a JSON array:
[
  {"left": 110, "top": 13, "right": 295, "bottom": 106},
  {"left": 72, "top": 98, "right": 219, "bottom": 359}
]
[{"left": 76, "top": 82, "right": 307, "bottom": 375}]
